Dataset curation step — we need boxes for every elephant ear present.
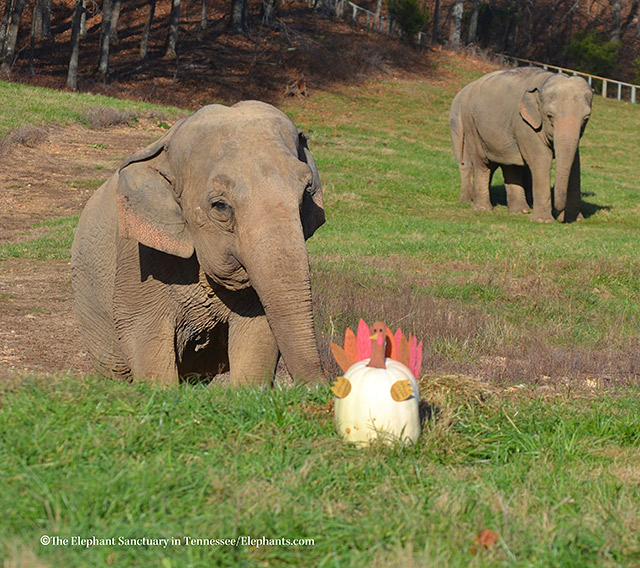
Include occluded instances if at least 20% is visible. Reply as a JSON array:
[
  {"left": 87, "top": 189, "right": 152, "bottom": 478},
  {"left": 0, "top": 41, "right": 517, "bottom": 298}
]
[
  {"left": 519, "top": 88, "right": 542, "bottom": 131},
  {"left": 116, "top": 119, "right": 195, "bottom": 259},
  {"left": 298, "top": 131, "right": 325, "bottom": 240}
]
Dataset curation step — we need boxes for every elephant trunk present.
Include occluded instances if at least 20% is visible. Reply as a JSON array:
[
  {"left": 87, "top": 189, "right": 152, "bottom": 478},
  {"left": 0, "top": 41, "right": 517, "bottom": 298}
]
[
  {"left": 238, "top": 210, "right": 325, "bottom": 384},
  {"left": 552, "top": 116, "right": 582, "bottom": 213}
]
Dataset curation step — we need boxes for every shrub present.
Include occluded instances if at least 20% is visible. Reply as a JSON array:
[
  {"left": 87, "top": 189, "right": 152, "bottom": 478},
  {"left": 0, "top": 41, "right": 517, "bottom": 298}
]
[
  {"left": 387, "top": 0, "right": 430, "bottom": 43},
  {"left": 563, "top": 31, "right": 619, "bottom": 78},
  {"left": 85, "top": 106, "right": 136, "bottom": 129}
]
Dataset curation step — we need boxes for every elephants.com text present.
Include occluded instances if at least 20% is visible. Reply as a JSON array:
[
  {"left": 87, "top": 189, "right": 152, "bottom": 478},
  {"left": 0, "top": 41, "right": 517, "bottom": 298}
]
[{"left": 39, "top": 534, "right": 315, "bottom": 549}]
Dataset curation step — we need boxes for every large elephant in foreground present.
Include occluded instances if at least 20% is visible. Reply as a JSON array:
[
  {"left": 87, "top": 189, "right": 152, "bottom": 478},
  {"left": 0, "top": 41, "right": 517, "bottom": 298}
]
[
  {"left": 449, "top": 67, "right": 593, "bottom": 222},
  {"left": 72, "top": 101, "right": 326, "bottom": 386}
]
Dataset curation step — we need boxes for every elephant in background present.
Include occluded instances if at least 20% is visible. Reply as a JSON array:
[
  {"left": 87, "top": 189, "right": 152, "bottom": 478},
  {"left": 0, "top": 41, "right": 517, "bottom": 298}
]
[
  {"left": 72, "top": 101, "right": 326, "bottom": 386},
  {"left": 449, "top": 67, "right": 593, "bottom": 222}
]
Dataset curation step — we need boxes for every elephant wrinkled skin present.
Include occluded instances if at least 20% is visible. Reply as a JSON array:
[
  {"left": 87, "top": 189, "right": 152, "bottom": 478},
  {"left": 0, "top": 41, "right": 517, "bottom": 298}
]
[
  {"left": 449, "top": 67, "right": 593, "bottom": 222},
  {"left": 71, "top": 101, "right": 326, "bottom": 386}
]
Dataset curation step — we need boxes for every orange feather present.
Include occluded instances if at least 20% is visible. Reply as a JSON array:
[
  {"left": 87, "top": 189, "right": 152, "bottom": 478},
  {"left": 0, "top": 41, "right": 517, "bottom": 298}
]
[{"left": 330, "top": 342, "right": 354, "bottom": 373}]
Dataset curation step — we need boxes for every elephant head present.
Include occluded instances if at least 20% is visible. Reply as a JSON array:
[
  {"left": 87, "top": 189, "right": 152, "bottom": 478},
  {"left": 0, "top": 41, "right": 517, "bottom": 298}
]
[
  {"left": 115, "top": 101, "right": 325, "bottom": 382},
  {"left": 519, "top": 74, "right": 593, "bottom": 216}
]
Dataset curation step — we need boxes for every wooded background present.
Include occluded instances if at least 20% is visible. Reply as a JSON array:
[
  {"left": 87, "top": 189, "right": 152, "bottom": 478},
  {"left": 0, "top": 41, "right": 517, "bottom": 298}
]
[{"left": 0, "top": 0, "right": 639, "bottom": 99}]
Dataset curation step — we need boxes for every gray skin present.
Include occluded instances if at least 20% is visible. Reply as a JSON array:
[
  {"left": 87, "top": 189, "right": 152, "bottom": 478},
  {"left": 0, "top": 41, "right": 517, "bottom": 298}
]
[
  {"left": 449, "top": 67, "right": 593, "bottom": 222},
  {"left": 71, "top": 101, "right": 326, "bottom": 386}
]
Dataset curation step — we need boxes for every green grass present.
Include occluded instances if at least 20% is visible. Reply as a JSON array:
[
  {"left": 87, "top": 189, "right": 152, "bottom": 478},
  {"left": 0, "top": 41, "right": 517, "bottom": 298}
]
[
  {"left": 2, "top": 53, "right": 640, "bottom": 567},
  {"left": 1, "top": 376, "right": 639, "bottom": 567},
  {"left": 0, "top": 215, "right": 77, "bottom": 261},
  {"left": 283, "top": 71, "right": 640, "bottom": 356},
  {"left": 0, "top": 81, "right": 184, "bottom": 139}
]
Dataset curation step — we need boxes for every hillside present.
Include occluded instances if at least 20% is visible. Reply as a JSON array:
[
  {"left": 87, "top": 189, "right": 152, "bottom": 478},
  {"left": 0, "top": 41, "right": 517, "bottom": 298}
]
[
  {"left": 2, "top": 0, "right": 434, "bottom": 107},
  {"left": 2, "top": 0, "right": 640, "bottom": 109}
]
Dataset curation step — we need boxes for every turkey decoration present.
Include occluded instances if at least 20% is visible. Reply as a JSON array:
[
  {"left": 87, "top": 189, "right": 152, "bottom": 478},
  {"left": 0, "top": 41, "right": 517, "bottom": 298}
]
[{"left": 330, "top": 320, "right": 423, "bottom": 446}]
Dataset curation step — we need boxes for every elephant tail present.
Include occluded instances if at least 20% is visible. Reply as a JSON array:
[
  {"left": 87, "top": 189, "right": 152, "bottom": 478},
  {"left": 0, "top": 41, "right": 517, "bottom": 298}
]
[{"left": 449, "top": 103, "right": 465, "bottom": 166}]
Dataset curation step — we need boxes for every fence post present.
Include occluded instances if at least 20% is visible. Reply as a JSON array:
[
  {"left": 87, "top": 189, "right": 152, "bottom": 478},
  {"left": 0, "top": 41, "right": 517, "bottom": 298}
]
[
  {"left": 602, "top": 79, "right": 607, "bottom": 98},
  {"left": 352, "top": 3, "right": 357, "bottom": 20},
  {"left": 617, "top": 82, "right": 622, "bottom": 101},
  {"left": 633, "top": 86, "right": 637, "bottom": 104}
]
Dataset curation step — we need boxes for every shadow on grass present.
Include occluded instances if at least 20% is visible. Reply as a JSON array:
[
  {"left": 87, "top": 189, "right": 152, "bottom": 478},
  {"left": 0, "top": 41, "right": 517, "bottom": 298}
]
[{"left": 489, "top": 184, "right": 610, "bottom": 219}]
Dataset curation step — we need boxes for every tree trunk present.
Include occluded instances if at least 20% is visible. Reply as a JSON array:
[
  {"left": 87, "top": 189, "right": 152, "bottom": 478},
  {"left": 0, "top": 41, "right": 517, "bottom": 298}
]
[
  {"left": 80, "top": 0, "right": 87, "bottom": 38},
  {"left": 610, "top": 0, "right": 621, "bottom": 42},
  {"left": 229, "top": 0, "right": 247, "bottom": 32},
  {"left": 374, "top": 0, "right": 383, "bottom": 23},
  {"left": 1, "top": 0, "right": 26, "bottom": 71},
  {"left": 97, "top": 0, "right": 113, "bottom": 80},
  {"left": 0, "top": 0, "right": 15, "bottom": 59},
  {"left": 468, "top": 0, "right": 479, "bottom": 44},
  {"left": 110, "top": 0, "right": 121, "bottom": 43},
  {"left": 504, "top": 11, "right": 517, "bottom": 55},
  {"left": 165, "top": 0, "right": 180, "bottom": 58},
  {"left": 140, "top": 0, "right": 156, "bottom": 59},
  {"left": 66, "top": 0, "right": 84, "bottom": 90},
  {"left": 260, "top": 0, "right": 277, "bottom": 24},
  {"left": 200, "top": 0, "right": 207, "bottom": 29},
  {"left": 32, "top": 0, "right": 51, "bottom": 39},
  {"left": 432, "top": 0, "right": 440, "bottom": 43},
  {"left": 449, "top": 0, "right": 463, "bottom": 48}
]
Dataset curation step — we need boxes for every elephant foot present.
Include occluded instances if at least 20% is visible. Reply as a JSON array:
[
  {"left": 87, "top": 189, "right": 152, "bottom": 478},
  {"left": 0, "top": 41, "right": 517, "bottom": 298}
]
[
  {"left": 531, "top": 215, "right": 554, "bottom": 223},
  {"left": 472, "top": 201, "right": 493, "bottom": 212},
  {"left": 557, "top": 210, "right": 585, "bottom": 223},
  {"left": 508, "top": 202, "right": 530, "bottom": 214}
]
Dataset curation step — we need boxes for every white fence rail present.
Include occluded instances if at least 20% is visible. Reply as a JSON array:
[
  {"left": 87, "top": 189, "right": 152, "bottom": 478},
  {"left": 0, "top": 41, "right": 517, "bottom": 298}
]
[
  {"left": 491, "top": 53, "right": 640, "bottom": 104},
  {"left": 344, "top": 0, "right": 640, "bottom": 104}
]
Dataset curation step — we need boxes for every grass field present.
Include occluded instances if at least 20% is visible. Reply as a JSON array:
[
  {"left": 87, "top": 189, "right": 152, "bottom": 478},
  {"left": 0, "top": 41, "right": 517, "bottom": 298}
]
[{"left": 1, "top": 53, "right": 640, "bottom": 567}]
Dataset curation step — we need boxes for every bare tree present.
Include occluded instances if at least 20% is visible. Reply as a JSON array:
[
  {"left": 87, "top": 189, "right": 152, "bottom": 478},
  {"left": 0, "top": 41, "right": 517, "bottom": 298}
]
[
  {"left": 32, "top": 0, "right": 51, "bottom": 39},
  {"left": 97, "top": 0, "right": 113, "bottom": 79},
  {"left": 260, "top": 0, "right": 277, "bottom": 24},
  {"left": 374, "top": 0, "right": 383, "bottom": 26},
  {"left": 468, "top": 0, "right": 480, "bottom": 44},
  {"left": 610, "top": 0, "right": 621, "bottom": 41},
  {"left": 201, "top": 0, "right": 208, "bottom": 29},
  {"left": 449, "top": 0, "right": 464, "bottom": 48},
  {"left": 67, "top": 0, "right": 84, "bottom": 89},
  {"left": 165, "top": 0, "right": 180, "bottom": 58},
  {"left": 432, "top": 0, "right": 440, "bottom": 43},
  {"left": 229, "top": 0, "right": 247, "bottom": 32},
  {"left": 110, "top": 0, "right": 122, "bottom": 43},
  {"left": 140, "top": 0, "right": 156, "bottom": 58},
  {"left": 0, "top": 0, "right": 15, "bottom": 59},
  {"left": 1, "top": 0, "right": 27, "bottom": 72},
  {"left": 80, "top": 0, "right": 87, "bottom": 38}
]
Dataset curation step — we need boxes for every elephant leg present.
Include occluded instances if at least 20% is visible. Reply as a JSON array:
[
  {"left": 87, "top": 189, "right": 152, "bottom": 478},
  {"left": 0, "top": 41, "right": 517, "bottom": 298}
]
[
  {"left": 459, "top": 162, "right": 474, "bottom": 203},
  {"left": 502, "top": 165, "right": 530, "bottom": 213},
  {"left": 228, "top": 312, "right": 279, "bottom": 386},
  {"left": 126, "top": 322, "right": 179, "bottom": 386},
  {"left": 472, "top": 162, "right": 493, "bottom": 211},
  {"left": 529, "top": 157, "right": 554, "bottom": 222},
  {"left": 556, "top": 150, "right": 583, "bottom": 223}
]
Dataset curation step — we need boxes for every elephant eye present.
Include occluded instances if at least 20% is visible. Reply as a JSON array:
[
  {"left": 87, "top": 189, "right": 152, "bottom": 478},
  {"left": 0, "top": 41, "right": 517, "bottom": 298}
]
[
  {"left": 209, "top": 199, "right": 233, "bottom": 222},
  {"left": 547, "top": 113, "right": 554, "bottom": 125},
  {"left": 212, "top": 201, "right": 230, "bottom": 211}
]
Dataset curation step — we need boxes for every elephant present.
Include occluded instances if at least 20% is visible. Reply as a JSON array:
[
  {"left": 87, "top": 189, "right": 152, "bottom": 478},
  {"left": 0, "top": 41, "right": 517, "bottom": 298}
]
[
  {"left": 449, "top": 67, "right": 593, "bottom": 222},
  {"left": 71, "top": 101, "right": 326, "bottom": 386}
]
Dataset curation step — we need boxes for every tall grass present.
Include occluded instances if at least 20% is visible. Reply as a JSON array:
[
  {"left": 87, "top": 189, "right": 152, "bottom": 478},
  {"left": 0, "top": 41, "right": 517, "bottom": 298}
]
[
  {"left": 1, "top": 52, "right": 640, "bottom": 567},
  {"left": 1, "top": 375, "right": 639, "bottom": 567}
]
